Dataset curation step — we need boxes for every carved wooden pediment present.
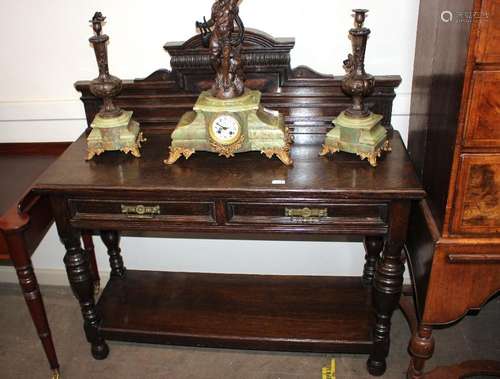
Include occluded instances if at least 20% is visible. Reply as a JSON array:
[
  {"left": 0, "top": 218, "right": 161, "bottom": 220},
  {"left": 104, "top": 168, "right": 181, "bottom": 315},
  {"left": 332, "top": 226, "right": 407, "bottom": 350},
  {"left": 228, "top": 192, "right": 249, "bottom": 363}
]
[{"left": 164, "top": 29, "right": 296, "bottom": 92}]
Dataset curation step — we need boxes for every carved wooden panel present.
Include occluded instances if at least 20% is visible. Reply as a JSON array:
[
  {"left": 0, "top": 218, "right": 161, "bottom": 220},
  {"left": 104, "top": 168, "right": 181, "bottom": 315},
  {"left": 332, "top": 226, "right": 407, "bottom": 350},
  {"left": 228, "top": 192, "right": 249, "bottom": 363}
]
[
  {"left": 164, "top": 29, "right": 295, "bottom": 93},
  {"left": 452, "top": 154, "right": 500, "bottom": 234},
  {"left": 475, "top": 0, "right": 500, "bottom": 63},
  {"left": 463, "top": 71, "right": 500, "bottom": 146}
]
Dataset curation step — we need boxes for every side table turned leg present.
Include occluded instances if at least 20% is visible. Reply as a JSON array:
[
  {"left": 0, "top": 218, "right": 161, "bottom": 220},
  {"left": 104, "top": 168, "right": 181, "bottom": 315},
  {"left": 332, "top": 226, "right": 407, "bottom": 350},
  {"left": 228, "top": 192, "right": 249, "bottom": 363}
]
[
  {"left": 363, "top": 236, "right": 384, "bottom": 286},
  {"left": 367, "top": 201, "right": 409, "bottom": 376},
  {"left": 82, "top": 230, "right": 100, "bottom": 295},
  {"left": 6, "top": 232, "right": 60, "bottom": 378},
  {"left": 62, "top": 234, "right": 109, "bottom": 360},
  {"left": 407, "top": 325, "right": 435, "bottom": 379},
  {"left": 100, "top": 230, "right": 126, "bottom": 278}
]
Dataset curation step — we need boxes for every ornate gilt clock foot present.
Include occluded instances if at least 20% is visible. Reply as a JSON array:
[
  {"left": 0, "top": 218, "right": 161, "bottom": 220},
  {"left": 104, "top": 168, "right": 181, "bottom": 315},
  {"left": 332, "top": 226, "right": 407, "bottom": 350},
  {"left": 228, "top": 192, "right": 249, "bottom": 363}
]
[
  {"left": 358, "top": 140, "right": 391, "bottom": 167},
  {"left": 122, "top": 132, "right": 146, "bottom": 158},
  {"left": 86, "top": 148, "right": 105, "bottom": 161},
  {"left": 122, "top": 146, "right": 141, "bottom": 158},
  {"left": 164, "top": 147, "right": 196, "bottom": 165},
  {"left": 319, "top": 144, "right": 340, "bottom": 157},
  {"left": 262, "top": 148, "right": 293, "bottom": 166},
  {"left": 51, "top": 368, "right": 61, "bottom": 379},
  {"left": 382, "top": 140, "right": 391, "bottom": 152}
]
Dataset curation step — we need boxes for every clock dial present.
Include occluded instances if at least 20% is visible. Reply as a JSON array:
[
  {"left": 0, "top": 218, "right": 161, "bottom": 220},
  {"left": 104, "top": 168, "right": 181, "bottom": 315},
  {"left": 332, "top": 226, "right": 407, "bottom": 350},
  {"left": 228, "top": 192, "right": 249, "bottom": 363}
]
[{"left": 210, "top": 114, "right": 242, "bottom": 145}]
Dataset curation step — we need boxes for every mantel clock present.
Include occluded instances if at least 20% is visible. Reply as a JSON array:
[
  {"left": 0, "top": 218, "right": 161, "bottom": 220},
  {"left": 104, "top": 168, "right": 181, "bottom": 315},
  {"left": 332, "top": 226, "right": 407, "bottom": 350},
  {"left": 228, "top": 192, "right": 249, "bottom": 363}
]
[{"left": 165, "top": 0, "right": 292, "bottom": 166}]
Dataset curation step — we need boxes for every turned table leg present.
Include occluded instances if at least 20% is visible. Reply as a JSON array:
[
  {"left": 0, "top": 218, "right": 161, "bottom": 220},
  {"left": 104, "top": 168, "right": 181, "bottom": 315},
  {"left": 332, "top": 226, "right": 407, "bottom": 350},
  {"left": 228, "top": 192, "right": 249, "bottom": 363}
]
[
  {"left": 82, "top": 230, "right": 100, "bottom": 294},
  {"left": 367, "top": 201, "right": 410, "bottom": 376},
  {"left": 100, "top": 230, "right": 126, "bottom": 278},
  {"left": 407, "top": 325, "right": 434, "bottom": 379},
  {"left": 363, "top": 236, "right": 384, "bottom": 285},
  {"left": 61, "top": 233, "right": 109, "bottom": 359},
  {"left": 5, "top": 231, "right": 60, "bottom": 378}
]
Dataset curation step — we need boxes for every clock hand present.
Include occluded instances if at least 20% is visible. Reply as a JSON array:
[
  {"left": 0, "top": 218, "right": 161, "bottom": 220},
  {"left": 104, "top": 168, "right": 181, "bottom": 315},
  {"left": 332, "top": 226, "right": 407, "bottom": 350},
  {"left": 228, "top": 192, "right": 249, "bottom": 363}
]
[{"left": 216, "top": 123, "right": 229, "bottom": 131}]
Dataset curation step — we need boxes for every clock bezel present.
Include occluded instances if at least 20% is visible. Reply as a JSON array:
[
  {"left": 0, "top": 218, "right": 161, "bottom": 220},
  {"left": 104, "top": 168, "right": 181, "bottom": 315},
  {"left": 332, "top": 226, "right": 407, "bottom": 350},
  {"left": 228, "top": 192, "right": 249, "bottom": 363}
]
[{"left": 208, "top": 113, "right": 243, "bottom": 146}]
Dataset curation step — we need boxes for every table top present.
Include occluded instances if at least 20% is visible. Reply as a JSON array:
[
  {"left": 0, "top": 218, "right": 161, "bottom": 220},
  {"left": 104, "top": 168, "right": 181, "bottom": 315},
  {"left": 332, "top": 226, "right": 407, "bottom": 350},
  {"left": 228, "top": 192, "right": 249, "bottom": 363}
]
[{"left": 33, "top": 131, "right": 424, "bottom": 200}]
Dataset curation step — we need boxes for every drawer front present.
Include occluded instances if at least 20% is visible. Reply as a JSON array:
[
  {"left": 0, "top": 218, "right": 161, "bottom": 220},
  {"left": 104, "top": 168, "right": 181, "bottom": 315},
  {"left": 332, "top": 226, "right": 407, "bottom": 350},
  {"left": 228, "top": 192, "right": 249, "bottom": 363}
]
[
  {"left": 463, "top": 71, "right": 500, "bottom": 147},
  {"left": 452, "top": 154, "right": 500, "bottom": 234},
  {"left": 226, "top": 201, "right": 388, "bottom": 227},
  {"left": 69, "top": 199, "right": 216, "bottom": 224},
  {"left": 475, "top": 0, "right": 500, "bottom": 63}
]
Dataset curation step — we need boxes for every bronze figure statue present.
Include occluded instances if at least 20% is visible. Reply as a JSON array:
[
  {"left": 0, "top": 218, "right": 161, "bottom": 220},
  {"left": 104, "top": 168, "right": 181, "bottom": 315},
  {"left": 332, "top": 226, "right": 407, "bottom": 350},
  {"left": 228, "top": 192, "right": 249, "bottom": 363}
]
[{"left": 197, "top": 0, "right": 245, "bottom": 99}]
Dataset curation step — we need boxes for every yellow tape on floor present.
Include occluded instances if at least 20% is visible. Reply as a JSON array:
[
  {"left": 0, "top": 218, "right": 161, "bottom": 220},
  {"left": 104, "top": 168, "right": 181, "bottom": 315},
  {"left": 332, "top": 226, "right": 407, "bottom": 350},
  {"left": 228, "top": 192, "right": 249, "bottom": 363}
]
[{"left": 322, "top": 359, "right": 336, "bottom": 379}]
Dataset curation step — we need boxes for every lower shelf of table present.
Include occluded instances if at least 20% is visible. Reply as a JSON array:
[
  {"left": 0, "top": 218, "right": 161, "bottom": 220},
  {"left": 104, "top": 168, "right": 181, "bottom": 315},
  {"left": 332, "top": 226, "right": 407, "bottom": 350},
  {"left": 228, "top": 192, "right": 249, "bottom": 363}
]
[{"left": 97, "top": 270, "right": 375, "bottom": 353}]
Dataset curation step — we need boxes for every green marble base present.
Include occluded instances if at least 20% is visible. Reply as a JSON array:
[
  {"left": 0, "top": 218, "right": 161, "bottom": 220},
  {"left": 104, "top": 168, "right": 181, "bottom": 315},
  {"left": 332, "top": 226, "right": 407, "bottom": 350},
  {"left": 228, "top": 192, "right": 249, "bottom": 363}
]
[
  {"left": 320, "top": 111, "right": 391, "bottom": 167},
  {"left": 165, "top": 90, "right": 293, "bottom": 166},
  {"left": 87, "top": 111, "right": 145, "bottom": 160}
]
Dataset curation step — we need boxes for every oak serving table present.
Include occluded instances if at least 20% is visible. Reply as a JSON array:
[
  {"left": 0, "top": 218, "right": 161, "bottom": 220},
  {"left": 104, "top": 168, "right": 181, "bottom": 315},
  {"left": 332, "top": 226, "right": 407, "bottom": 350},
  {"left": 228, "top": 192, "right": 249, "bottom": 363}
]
[{"left": 32, "top": 30, "right": 424, "bottom": 376}]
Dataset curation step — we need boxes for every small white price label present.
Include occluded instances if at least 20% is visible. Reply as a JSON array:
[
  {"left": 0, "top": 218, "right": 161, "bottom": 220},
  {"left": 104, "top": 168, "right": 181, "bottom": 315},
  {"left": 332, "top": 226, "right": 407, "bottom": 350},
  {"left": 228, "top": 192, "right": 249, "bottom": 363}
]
[{"left": 272, "top": 180, "right": 286, "bottom": 185}]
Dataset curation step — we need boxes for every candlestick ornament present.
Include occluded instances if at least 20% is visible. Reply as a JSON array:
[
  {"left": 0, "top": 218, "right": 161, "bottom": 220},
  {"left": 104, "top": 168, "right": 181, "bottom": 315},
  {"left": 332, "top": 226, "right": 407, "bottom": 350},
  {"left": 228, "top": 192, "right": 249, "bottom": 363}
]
[
  {"left": 85, "top": 12, "right": 145, "bottom": 160},
  {"left": 320, "top": 9, "right": 390, "bottom": 167}
]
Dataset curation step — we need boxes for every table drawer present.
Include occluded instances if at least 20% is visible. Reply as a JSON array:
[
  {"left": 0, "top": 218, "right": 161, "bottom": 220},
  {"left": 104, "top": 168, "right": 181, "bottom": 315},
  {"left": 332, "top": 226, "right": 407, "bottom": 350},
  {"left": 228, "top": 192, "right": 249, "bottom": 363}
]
[
  {"left": 226, "top": 201, "right": 388, "bottom": 226},
  {"left": 69, "top": 199, "right": 216, "bottom": 224}
]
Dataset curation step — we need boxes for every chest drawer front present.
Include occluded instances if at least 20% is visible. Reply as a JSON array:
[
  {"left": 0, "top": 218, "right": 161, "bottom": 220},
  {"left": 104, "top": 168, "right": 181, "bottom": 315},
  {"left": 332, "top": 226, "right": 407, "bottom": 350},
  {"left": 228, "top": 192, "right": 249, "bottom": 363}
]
[
  {"left": 463, "top": 71, "right": 500, "bottom": 147},
  {"left": 452, "top": 154, "right": 500, "bottom": 234},
  {"left": 226, "top": 201, "right": 388, "bottom": 226},
  {"left": 69, "top": 199, "right": 216, "bottom": 224},
  {"left": 475, "top": 0, "right": 500, "bottom": 63}
]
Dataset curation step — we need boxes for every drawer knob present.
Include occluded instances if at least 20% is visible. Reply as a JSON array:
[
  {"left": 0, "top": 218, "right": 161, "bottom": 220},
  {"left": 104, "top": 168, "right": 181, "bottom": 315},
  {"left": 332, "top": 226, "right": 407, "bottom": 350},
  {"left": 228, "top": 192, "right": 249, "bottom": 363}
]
[
  {"left": 121, "top": 204, "right": 160, "bottom": 218},
  {"left": 285, "top": 207, "right": 328, "bottom": 220}
]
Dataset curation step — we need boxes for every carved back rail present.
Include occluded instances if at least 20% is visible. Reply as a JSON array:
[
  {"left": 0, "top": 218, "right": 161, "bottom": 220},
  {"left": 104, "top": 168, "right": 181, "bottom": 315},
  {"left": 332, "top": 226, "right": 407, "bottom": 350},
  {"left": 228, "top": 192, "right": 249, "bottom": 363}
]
[{"left": 75, "top": 29, "right": 401, "bottom": 144}]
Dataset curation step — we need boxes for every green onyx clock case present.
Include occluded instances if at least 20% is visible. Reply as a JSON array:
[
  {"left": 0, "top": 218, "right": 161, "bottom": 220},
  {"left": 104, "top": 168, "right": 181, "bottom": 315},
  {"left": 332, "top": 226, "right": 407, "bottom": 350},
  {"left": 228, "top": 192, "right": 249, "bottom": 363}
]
[{"left": 165, "top": 90, "right": 293, "bottom": 166}]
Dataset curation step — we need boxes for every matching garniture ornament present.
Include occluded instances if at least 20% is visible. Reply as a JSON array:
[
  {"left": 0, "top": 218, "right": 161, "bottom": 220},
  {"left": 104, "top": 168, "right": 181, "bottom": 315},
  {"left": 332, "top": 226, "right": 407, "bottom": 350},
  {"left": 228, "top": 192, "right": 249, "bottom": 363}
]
[
  {"left": 165, "top": 0, "right": 293, "bottom": 166},
  {"left": 85, "top": 12, "right": 145, "bottom": 160},
  {"left": 320, "top": 9, "right": 391, "bottom": 167}
]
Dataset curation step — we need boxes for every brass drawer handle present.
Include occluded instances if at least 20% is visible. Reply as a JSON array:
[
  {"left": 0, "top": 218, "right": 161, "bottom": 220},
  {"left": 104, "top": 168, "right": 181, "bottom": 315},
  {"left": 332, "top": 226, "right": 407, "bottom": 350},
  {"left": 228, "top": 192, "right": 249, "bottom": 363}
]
[
  {"left": 285, "top": 207, "right": 328, "bottom": 219},
  {"left": 121, "top": 204, "right": 160, "bottom": 218}
]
